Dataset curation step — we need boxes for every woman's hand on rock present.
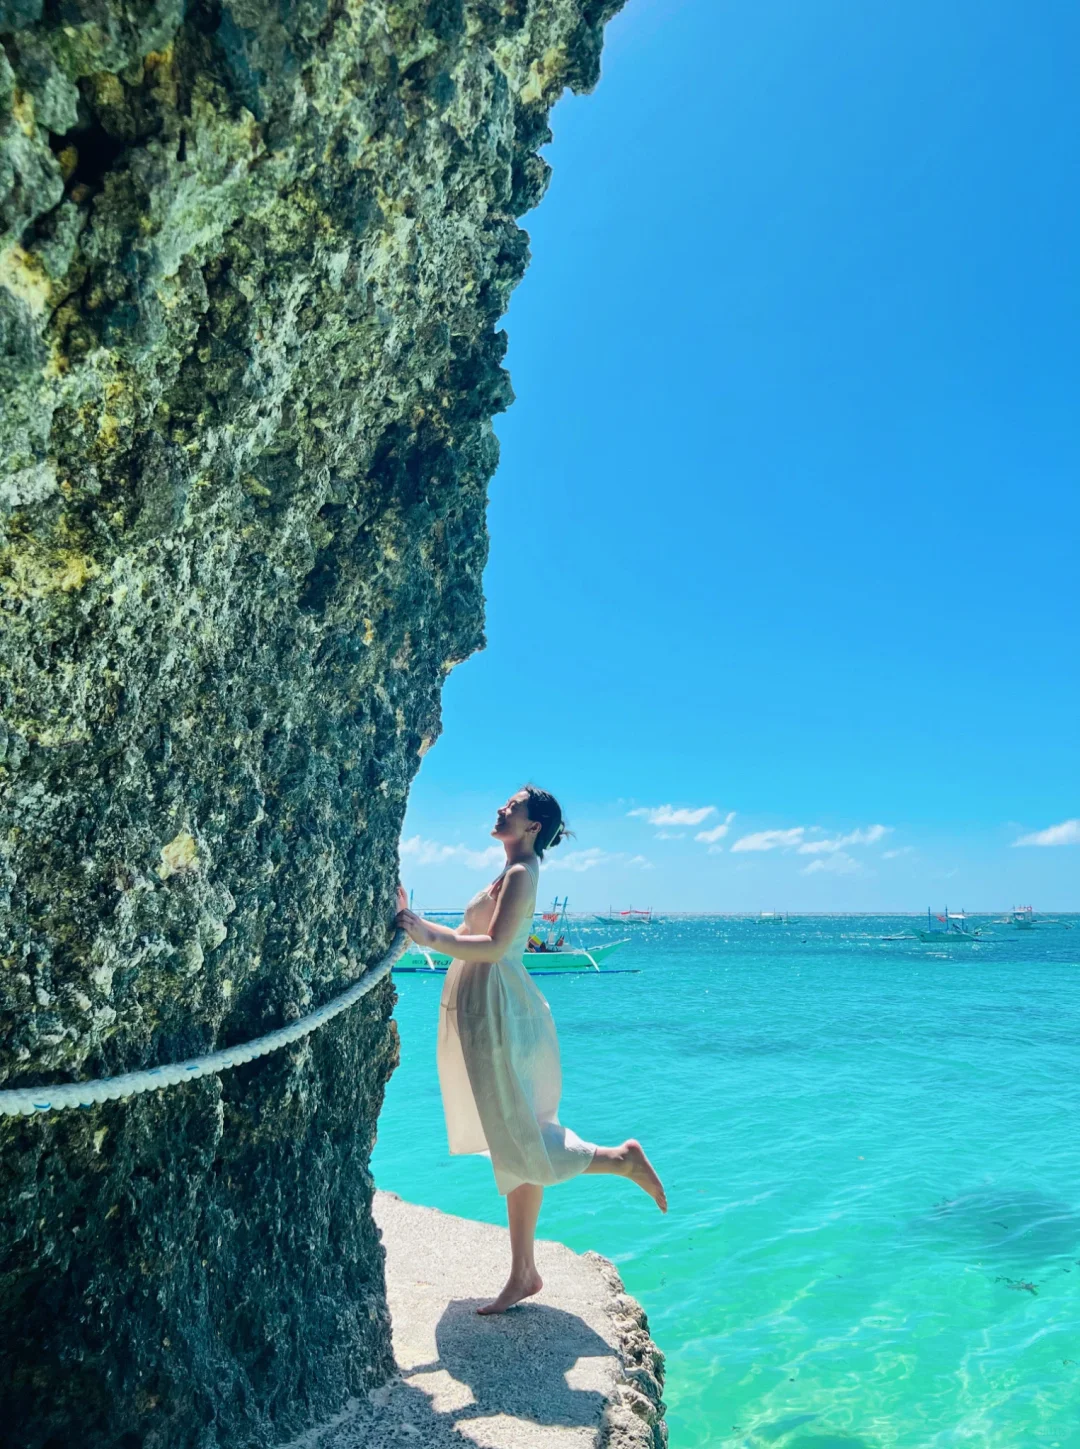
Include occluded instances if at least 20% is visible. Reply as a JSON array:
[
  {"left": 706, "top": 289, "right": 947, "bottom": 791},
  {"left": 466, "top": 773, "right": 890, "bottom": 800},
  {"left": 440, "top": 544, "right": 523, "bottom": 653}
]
[
  {"left": 395, "top": 907, "right": 435, "bottom": 946},
  {"left": 396, "top": 883, "right": 409, "bottom": 914}
]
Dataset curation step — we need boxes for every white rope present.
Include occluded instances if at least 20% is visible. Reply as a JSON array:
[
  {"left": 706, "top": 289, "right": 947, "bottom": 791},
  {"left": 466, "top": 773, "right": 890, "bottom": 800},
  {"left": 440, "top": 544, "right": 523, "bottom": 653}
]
[{"left": 0, "top": 927, "right": 407, "bottom": 1118}]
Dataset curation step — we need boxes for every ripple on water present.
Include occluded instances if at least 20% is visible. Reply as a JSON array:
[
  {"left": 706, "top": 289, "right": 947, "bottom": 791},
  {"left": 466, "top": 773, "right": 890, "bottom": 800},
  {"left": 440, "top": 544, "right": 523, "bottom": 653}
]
[{"left": 906, "top": 1186, "right": 1080, "bottom": 1265}]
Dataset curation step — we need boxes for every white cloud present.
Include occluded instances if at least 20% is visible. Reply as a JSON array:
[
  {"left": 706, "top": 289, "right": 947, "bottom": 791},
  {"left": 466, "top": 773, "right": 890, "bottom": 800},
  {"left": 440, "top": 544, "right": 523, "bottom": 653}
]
[
  {"left": 696, "top": 811, "right": 737, "bottom": 845},
  {"left": 546, "top": 848, "right": 608, "bottom": 873},
  {"left": 402, "top": 835, "right": 654, "bottom": 877},
  {"left": 1013, "top": 818, "right": 1080, "bottom": 848},
  {"left": 731, "top": 827, "right": 805, "bottom": 853},
  {"left": 545, "top": 849, "right": 652, "bottom": 873},
  {"left": 882, "top": 846, "right": 914, "bottom": 860},
  {"left": 802, "top": 851, "right": 862, "bottom": 875},
  {"left": 400, "top": 836, "right": 504, "bottom": 870},
  {"left": 654, "top": 831, "right": 685, "bottom": 840},
  {"left": 797, "top": 824, "right": 890, "bottom": 855},
  {"left": 628, "top": 804, "right": 716, "bottom": 827}
]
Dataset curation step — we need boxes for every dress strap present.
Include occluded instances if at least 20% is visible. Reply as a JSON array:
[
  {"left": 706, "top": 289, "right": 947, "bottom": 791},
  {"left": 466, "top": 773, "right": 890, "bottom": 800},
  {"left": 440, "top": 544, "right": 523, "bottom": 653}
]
[{"left": 491, "top": 857, "right": 540, "bottom": 896}]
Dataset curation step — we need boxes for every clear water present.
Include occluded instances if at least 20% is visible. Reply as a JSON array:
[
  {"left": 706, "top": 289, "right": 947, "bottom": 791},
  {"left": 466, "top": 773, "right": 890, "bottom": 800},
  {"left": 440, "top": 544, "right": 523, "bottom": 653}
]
[{"left": 371, "top": 916, "right": 1080, "bottom": 1447}]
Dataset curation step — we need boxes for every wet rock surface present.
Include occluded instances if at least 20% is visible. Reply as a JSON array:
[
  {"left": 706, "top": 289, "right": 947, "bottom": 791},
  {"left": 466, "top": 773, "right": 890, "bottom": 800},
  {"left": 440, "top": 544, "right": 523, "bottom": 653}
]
[{"left": 0, "top": 2, "right": 623, "bottom": 1444}]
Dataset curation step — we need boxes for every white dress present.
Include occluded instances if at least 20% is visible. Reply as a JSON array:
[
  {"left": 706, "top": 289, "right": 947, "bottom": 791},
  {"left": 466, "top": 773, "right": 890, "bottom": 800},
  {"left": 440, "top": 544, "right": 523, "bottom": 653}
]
[{"left": 437, "top": 856, "right": 597, "bottom": 1195}]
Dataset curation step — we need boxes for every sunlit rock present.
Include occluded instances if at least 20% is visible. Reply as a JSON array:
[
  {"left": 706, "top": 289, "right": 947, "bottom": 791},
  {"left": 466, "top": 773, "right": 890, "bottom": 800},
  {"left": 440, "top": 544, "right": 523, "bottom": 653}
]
[{"left": 0, "top": 1, "right": 624, "bottom": 1442}]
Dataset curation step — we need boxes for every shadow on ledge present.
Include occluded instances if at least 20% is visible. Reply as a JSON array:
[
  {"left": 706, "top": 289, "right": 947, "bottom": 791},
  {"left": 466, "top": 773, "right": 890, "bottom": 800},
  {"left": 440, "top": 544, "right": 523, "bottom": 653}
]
[
  {"left": 279, "top": 1300, "right": 615, "bottom": 1446},
  {"left": 418, "top": 1296, "right": 613, "bottom": 1426}
]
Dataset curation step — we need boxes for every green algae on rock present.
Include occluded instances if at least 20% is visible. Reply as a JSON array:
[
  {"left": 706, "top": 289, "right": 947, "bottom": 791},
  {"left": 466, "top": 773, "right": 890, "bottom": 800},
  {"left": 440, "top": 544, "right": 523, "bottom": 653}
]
[{"left": 0, "top": 1, "right": 624, "bottom": 1443}]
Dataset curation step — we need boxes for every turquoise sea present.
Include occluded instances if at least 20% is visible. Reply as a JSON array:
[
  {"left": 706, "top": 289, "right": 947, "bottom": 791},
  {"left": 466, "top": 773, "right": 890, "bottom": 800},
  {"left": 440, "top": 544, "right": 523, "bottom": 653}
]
[{"left": 371, "top": 916, "right": 1080, "bottom": 1448}]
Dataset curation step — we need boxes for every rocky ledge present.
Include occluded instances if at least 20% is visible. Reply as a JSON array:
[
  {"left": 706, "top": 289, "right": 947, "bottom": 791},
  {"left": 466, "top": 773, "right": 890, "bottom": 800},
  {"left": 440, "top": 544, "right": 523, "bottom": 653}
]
[
  {"left": 0, "top": 1, "right": 624, "bottom": 1444},
  {"left": 278, "top": 1190, "right": 667, "bottom": 1449}
]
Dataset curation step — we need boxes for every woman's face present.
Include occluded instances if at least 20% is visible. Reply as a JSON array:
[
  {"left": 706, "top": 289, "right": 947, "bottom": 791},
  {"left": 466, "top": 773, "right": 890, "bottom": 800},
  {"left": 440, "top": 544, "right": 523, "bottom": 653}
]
[{"left": 492, "top": 790, "right": 539, "bottom": 847}]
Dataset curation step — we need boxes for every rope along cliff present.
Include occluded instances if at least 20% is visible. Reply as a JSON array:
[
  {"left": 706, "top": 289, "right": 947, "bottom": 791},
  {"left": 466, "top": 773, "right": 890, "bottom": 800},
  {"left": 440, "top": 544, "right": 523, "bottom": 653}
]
[{"left": 0, "top": 928, "right": 407, "bottom": 1117}]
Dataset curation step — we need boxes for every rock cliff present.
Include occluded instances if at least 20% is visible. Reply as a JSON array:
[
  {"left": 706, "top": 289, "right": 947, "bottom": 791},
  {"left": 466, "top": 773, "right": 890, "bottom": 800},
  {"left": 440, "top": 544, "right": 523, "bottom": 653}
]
[{"left": 0, "top": 2, "right": 623, "bottom": 1444}]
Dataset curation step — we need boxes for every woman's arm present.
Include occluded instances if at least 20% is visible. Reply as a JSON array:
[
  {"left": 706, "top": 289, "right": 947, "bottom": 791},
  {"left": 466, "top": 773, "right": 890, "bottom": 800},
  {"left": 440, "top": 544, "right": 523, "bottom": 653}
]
[{"left": 396, "top": 865, "right": 533, "bottom": 963}]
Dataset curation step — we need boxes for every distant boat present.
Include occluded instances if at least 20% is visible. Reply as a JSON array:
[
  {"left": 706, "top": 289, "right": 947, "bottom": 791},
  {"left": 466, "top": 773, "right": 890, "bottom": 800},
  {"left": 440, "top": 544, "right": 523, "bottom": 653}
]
[
  {"left": 1002, "top": 905, "right": 1071, "bottom": 931},
  {"left": 593, "top": 906, "right": 655, "bottom": 926},
  {"left": 913, "top": 907, "right": 983, "bottom": 942},
  {"left": 754, "top": 911, "right": 789, "bottom": 925}
]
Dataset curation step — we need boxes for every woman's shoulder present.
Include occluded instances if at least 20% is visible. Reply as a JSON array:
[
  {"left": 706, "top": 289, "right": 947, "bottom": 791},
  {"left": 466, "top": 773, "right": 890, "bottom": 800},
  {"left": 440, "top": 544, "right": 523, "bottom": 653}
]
[{"left": 502, "top": 859, "right": 539, "bottom": 885}]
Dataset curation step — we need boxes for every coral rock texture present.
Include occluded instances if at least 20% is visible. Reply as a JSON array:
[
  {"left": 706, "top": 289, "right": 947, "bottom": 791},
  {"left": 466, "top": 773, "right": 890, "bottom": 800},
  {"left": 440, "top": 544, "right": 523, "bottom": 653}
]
[{"left": 0, "top": 1, "right": 623, "bottom": 1444}]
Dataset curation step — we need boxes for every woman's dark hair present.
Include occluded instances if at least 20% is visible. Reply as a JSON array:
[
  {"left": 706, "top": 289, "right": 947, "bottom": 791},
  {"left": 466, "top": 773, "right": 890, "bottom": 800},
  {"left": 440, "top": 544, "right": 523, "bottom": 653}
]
[{"left": 522, "top": 785, "right": 573, "bottom": 860}]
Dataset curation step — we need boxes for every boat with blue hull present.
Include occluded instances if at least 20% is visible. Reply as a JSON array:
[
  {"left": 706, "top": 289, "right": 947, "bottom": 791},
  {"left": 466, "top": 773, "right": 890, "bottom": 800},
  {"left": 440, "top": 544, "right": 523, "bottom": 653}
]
[{"left": 913, "top": 907, "right": 984, "bottom": 942}]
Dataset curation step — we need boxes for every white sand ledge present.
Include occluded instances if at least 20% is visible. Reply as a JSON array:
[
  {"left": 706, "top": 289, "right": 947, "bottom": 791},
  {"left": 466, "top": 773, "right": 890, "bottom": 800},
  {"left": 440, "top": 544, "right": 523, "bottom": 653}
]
[{"left": 282, "top": 1190, "right": 667, "bottom": 1449}]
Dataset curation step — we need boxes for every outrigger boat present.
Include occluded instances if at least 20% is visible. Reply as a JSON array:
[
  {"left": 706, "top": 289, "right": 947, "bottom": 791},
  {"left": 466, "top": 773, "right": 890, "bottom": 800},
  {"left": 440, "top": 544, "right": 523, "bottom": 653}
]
[
  {"left": 913, "top": 907, "right": 984, "bottom": 942},
  {"left": 397, "top": 895, "right": 631, "bottom": 974},
  {"left": 526, "top": 897, "right": 630, "bottom": 970},
  {"left": 997, "top": 905, "right": 1071, "bottom": 930},
  {"left": 593, "top": 906, "right": 655, "bottom": 926}
]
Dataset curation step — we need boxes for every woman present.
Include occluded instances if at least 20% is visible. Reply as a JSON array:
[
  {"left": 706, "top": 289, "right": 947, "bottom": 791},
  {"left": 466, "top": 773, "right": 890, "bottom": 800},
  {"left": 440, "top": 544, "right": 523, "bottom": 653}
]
[{"left": 395, "top": 785, "right": 667, "bottom": 1315}]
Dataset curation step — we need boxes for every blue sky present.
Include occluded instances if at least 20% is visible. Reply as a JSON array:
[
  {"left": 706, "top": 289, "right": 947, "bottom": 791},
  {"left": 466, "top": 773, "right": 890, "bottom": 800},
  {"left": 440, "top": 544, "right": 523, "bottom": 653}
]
[{"left": 400, "top": 0, "right": 1079, "bottom": 912}]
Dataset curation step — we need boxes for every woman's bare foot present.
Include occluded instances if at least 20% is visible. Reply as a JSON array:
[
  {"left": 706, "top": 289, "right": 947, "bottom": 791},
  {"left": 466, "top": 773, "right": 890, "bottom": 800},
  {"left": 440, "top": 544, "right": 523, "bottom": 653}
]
[
  {"left": 476, "top": 1268, "right": 543, "bottom": 1315},
  {"left": 621, "top": 1139, "right": 668, "bottom": 1212}
]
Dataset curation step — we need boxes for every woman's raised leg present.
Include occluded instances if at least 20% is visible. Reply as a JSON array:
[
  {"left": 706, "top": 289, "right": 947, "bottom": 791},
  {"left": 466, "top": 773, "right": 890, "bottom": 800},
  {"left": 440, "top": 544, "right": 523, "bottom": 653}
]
[
  {"left": 585, "top": 1138, "right": 667, "bottom": 1212},
  {"left": 477, "top": 1182, "right": 545, "bottom": 1314}
]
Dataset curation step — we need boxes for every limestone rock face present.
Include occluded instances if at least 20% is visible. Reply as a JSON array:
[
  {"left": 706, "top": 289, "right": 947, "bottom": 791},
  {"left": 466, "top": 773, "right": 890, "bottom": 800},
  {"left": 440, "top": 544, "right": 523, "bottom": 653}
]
[{"left": 0, "top": 2, "right": 622, "bottom": 1443}]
